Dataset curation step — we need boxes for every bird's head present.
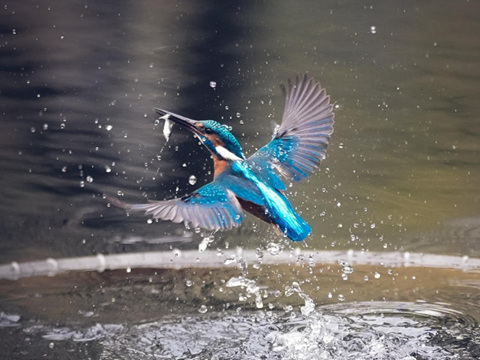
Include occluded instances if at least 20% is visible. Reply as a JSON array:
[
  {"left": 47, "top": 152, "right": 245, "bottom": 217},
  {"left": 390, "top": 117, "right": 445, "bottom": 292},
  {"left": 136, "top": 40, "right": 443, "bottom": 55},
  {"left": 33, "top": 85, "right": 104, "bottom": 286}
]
[{"left": 156, "top": 108, "right": 245, "bottom": 162}]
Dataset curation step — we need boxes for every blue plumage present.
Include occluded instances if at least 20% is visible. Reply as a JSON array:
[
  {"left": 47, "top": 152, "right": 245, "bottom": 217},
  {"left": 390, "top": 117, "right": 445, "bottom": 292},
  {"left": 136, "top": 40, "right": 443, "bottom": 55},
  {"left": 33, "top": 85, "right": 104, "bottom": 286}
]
[
  {"left": 109, "top": 74, "right": 334, "bottom": 242},
  {"left": 230, "top": 161, "right": 312, "bottom": 241},
  {"left": 201, "top": 120, "right": 245, "bottom": 160}
]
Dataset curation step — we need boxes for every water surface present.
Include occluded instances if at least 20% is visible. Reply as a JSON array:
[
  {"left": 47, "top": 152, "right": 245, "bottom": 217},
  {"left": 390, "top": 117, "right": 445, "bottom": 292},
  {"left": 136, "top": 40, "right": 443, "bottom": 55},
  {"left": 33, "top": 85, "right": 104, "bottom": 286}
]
[{"left": 0, "top": 1, "right": 479, "bottom": 359}]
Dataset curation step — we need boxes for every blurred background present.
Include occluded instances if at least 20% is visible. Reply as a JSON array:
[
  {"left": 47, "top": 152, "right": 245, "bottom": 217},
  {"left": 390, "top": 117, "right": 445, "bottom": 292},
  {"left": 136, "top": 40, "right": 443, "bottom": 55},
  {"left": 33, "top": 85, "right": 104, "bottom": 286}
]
[
  {"left": 1, "top": 1, "right": 478, "bottom": 262},
  {"left": 0, "top": 1, "right": 479, "bottom": 359}
]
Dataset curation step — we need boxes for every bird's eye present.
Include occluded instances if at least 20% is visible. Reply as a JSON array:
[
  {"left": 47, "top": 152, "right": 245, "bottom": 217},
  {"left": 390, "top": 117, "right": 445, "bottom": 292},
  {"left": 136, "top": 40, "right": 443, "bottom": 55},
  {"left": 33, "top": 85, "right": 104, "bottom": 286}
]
[{"left": 205, "top": 128, "right": 213, "bottom": 134}]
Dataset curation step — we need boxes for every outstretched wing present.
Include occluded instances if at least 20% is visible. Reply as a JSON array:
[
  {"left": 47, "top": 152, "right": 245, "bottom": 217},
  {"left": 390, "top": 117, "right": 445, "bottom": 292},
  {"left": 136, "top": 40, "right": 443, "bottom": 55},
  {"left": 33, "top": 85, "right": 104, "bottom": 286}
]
[
  {"left": 247, "top": 74, "right": 334, "bottom": 190},
  {"left": 107, "top": 182, "right": 243, "bottom": 231}
]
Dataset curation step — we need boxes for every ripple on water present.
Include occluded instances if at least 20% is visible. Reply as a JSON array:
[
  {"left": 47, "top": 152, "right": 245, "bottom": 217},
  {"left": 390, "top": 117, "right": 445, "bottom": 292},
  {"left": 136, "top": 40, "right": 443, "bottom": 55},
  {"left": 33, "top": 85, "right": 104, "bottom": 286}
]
[{"left": 16, "top": 301, "right": 480, "bottom": 360}]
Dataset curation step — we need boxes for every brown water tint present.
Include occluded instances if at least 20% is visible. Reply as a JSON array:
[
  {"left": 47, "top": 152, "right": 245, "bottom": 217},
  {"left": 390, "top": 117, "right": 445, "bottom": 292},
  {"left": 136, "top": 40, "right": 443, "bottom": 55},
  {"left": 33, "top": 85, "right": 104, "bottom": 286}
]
[
  {"left": 1, "top": 257, "right": 479, "bottom": 323},
  {"left": 0, "top": 252, "right": 479, "bottom": 359}
]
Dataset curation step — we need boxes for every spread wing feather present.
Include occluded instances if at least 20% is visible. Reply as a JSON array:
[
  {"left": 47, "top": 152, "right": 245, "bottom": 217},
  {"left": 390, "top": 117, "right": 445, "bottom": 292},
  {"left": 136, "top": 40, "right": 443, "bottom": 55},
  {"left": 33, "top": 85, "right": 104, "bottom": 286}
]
[
  {"left": 106, "top": 181, "right": 243, "bottom": 231},
  {"left": 247, "top": 74, "right": 334, "bottom": 189}
]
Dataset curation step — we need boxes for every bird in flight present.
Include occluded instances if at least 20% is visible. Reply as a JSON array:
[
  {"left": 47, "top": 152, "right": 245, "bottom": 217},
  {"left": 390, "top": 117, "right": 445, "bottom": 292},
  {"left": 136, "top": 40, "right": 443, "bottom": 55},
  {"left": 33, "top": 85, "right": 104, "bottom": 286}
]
[{"left": 107, "top": 75, "right": 334, "bottom": 241}]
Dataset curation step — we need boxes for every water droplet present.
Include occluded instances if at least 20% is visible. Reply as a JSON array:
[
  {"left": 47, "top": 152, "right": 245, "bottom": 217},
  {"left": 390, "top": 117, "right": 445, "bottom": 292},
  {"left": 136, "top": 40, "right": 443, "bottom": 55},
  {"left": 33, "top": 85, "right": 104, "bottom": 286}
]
[
  {"left": 61, "top": 166, "right": 67, "bottom": 173},
  {"left": 198, "top": 305, "right": 208, "bottom": 313},
  {"left": 209, "top": 81, "right": 216, "bottom": 89},
  {"left": 188, "top": 175, "right": 197, "bottom": 185},
  {"left": 86, "top": 176, "right": 93, "bottom": 183},
  {"left": 338, "top": 260, "right": 354, "bottom": 274},
  {"left": 370, "top": 25, "right": 377, "bottom": 34},
  {"left": 224, "top": 256, "right": 237, "bottom": 265},
  {"left": 105, "top": 165, "right": 111, "bottom": 173},
  {"left": 186, "top": 280, "right": 193, "bottom": 287},
  {"left": 374, "top": 272, "right": 381, "bottom": 279},
  {"left": 267, "top": 242, "right": 283, "bottom": 255},
  {"left": 198, "top": 235, "right": 214, "bottom": 252},
  {"left": 105, "top": 125, "right": 113, "bottom": 131},
  {"left": 255, "top": 294, "right": 264, "bottom": 309},
  {"left": 338, "top": 294, "right": 345, "bottom": 301}
]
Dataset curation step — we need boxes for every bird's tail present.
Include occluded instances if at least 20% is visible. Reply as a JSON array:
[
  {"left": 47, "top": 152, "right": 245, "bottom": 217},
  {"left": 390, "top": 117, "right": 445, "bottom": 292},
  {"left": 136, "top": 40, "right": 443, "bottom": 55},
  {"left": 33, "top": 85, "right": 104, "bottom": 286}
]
[
  {"left": 275, "top": 212, "right": 311, "bottom": 242},
  {"left": 254, "top": 183, "right": 312, "bottom": 241},
  {"left": 264, "top": 194, "right": 311, "bottom": 241}
]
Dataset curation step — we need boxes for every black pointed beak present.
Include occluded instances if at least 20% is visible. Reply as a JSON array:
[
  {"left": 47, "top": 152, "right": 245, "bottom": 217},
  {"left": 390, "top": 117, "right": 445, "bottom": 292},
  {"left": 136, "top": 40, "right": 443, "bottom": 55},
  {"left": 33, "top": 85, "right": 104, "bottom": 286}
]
[{"left": 155, "top": 108, "right": 202, "bottom": 135}]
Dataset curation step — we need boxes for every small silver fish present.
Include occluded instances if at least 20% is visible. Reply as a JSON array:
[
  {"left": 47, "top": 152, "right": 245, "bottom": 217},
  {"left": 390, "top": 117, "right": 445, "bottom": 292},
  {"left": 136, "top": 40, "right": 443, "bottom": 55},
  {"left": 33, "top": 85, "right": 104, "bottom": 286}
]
[{"left": 161, "top": 114, "right": 174, "bottom": 141}]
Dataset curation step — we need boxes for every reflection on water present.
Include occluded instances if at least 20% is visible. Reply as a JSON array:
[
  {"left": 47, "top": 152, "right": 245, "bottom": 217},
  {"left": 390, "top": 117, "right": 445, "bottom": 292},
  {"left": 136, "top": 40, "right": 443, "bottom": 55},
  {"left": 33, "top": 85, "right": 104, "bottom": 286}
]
[
  {"left": 1, "top": 0, "right": 480, "bottom": 359},
  {"left": 0, "top": 0, "right": 479, "bottom": 262}
]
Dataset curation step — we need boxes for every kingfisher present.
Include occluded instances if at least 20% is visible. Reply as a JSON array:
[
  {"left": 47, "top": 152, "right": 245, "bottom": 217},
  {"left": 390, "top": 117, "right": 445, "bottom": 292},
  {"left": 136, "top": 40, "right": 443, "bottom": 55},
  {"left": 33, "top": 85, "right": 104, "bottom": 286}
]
[{"left": 107, "top": 74, "right": 334, "bottom": 241}]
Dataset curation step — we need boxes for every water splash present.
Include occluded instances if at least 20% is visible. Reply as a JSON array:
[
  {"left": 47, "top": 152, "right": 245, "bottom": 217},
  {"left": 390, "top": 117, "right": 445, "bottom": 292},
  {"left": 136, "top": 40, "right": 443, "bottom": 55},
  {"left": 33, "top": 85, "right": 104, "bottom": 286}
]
[
  {"left": 266, "top": 242, "right": 283, "bottom": 255},
  {"left": 198, "top": 235, "right": 215, "bottom": 252},
  {"left": 284, "top": 282, "right": 315, "bottom": 316},
  {"left": 0, "top": 312, "right": 21, "bottom": 328},
  {"left": 226, "top": 275, "right": 264, "bottom": 309},
  {"left": 16, "top": 302, "right": 479, "bottom": 359}
]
